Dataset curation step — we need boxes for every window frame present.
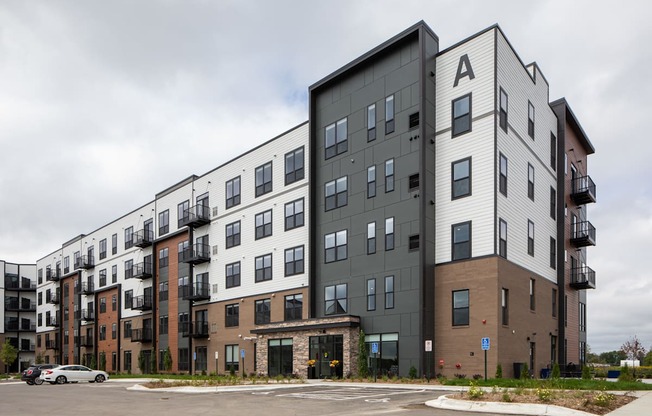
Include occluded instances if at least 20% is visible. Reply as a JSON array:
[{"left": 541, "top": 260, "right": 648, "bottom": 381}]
[
  {"left": 159, "top": 210, "right": 169, "bottom": 236},
  {"left": 324, "top": 176, "right": 348, "bottom": 211},
  {"left": 367, "top": 103, "right": 376, "bottom": 141},
  {"left": 501, "top": 288, "right": 509, "bottom": 325},
  {"left": 225, "top": 176, "right": 241, "bottom": 209},
  {"left": 550, "top": 187, "right": 556, "bottom": 219},
  {"left": 385, "top": 275, "right": 395, "bottom": 309},
  {"left": 499, "top": 88, "right": 508, "bottom": 132},
  {"left": 255, "top": 299, "right": 271, "bottom": 325},
  {"left": 452, "top": 221, "right": 471, "bottom": 261},
  {"left": 324, "top": 117, "right": 348, "bottom": 159},
  {"left": 324, "top": 230, "right": 347, "bottom": 263},
  {"left": 452, "top": 93, "right": 472, "bottom": 137},
  {"left": 255, "top": 253, "right": 273, "bottom": 283},
  {"left": 225, "top": 304, "right": 239, "bottom": 328},
  {"left": 225, "top": 221, "right": 241, "bottom": 249},
  {"left": 385, "top": 159, "right": 394, "bottom": 193},
  {"left": 225, "top": 261, "right": 241, "bottom": 288},
  {"left": 255, "top": 209, "right": 273, "bottom": 240},
  {"left": 284, "top": 198, "right": 304, "bottom": 231},
  {"left": 499, "top": 219, "right": 507, "bottom": 258},
  {"left": 284, "top": 146, "right": 304, "bottom": 185},
  {"left": 550, "top": 133, "right": 557, "bottom": 171},
  {"left": 452, "top": 157, "right": 471, "bottom": 199},
  {"left": 528, "top": 220, "right": 535, "bottom": 256},
  {"left": 255, "top": 162, "right": 273, "bottom": 197},
  {"left": 385, "top": 95, "right": 395, "bottom": 134},
  {"left": 499, "top": 153, "right": 508, "bottom": 196},
  {"left": 284, "top": 245, "right": 304, "bottom": 277},
  {"left": 367, "top": 165, "right": 376, "bottom": 198},
  {"left": 528, "top": 101, "right": 535, "bottom": 139},
  {"left": 367, "top": 221, "right": 376, "bottom": 255},
  {"left": 366, "top": 278, "right": 376, "bottom": 311},
  {"left": 452, "top": 289, "right": 470, "bottom": 326},
  {"left": 324, "top": 283, "right": 347, "bottom": 316},
  {"left": 284, "top": 294, "right": 303, "bottom": 321},
  {"left": 530, "top": 278, "right": 536, "bottom": 311},
  {"left": 528, "top": 163, "right": 535, "bottom": 201},
  {"left": 385, "top": 217, "right": 394, "bottom": 251}
]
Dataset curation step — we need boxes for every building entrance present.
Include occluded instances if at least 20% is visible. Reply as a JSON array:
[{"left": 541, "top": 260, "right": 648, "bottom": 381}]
[{"left": 309, "top": 335, "right": 343, "bottom": 378}]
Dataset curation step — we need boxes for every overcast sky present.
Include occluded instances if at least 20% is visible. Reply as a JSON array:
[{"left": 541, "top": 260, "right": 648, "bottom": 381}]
[{"left": 1, "top": 0, "right": 650, "bottom": 354}]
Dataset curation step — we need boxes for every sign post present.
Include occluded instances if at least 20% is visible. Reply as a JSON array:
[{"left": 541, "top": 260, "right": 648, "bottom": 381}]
[
  {"left": 215, "top": 351, "right": 219, "bottom": 376},
  {"left": 425, "top": 340, "right": 432, "bottom": 382},
  {"left": 241, "top": 349, "right": 245, "bottom": 377},
  {"left": 481, "top": 337, "right": 490, "bottom": 381},
  {"left": 371, "top": 342, "right": 379, "bottom": 382}
]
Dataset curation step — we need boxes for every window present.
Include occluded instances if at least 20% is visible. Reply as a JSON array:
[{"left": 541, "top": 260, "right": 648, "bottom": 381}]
[
  {"left": 125, "top": 259, "right": 133, "bottom": 279},
  {"left": 367, "top": 222, "right": 376, "bottom": 255},
  {"left": 159, "top": 247, "right": 169, "bottom": 268},
  {"left": 367, "top": 103, "right": 376, "bottom": 141},
  {"left": 99, "top": 325, "right": 106, "bottom": 341},
  {"left": 530, "top": 278, "right": 536, "bottom": 311},
  {"left": 226, "top": 262, "right": 241, "bottom": 288},
  {"left": 550, "top": 237, "right": 556, "bottom": 269},
  {"left": 550, "top": 187, "right": 556, "bottom": 219},
  {"left": 325, "top": 118, "right": 347, "bottom": 159},
  {"left": 225, "top": 221, "right": 241, "bottom": 248},
  {"left": 452, "top": 290, "right": 469, "bottom": 326},
  {"left": 195, "top": 346, "right": 208, "bottom": 372},
  {"left": 178, "top": 348, "right": 189, "bottom": 372},
  {"left": 99, "top": 269, "right": 107, "bottom": 287},
  {"left": 499, "top": 153, "right": 508, "bottom": 196},
  {"left": 409, "top": 112, "right": 419, "bottom": 129},
  {"left": 124, "top": 290, "right": 132, "bottom": 311},
  {"left": 124, "top": 351, "right": 132, "bottom": 372},
  {"left": 552, "top": 288, "right": 558, "bottom": 318},
  {"left": 284, "top": 246, "right": 304, "bottom": 276},
  {"left": 255, "top": 210, "right": 272, "bottom": 239},
  {"left": 324, "top": 284, "right": 347, "bottom": 315},
  {"left": 452, "top": 157, "right": 471, "bottom": 199},
  {"left": 285, "top": 147, "right": 304, "bottom": 185},
  {"left": 528, "top": 220, "right": 535, "bottom": 256},
  {"left": 124, "top": 226, "right": 134, "bottom": 249},
  {"left": 100, "top": 297, "right": 106, "bottom": 313},
  {"left": 408, "top": 173, "right": 419, "bottom": 191},
  {"left": 367, "top": 279, "right": 376, "bottom": 311},
  {"left": 452, "top": 221, "right": 471, "bottom": 260},
  {"left": 226, "top": 176, "right": 241, "bottom": 209},
  {"left": 367, "top": 166, "right": 376, "bottom": 198},
  {"left": 99, "top": 239, "right": 107, "bottom": 260},
  {"left": 158, "top": 281, "right": 168, "bottom": 302},
  {"left": 452, "top": 94, "right": 471, "bottom": 136},
  {"left": 528, "top": 101, "right": 535, "bottom": 138},
  {"left": 284, "top": 294, "right": 303, "bottom": 321},
  {"left": 385, "top": 159, "right": 394, "bottom": 192},
  {"left": 499, "top": 219, "right": 507, "bottom": 258},
  {"left": 385, "top": 217, "right": 394, "bottom": 251},
  {"left": 284, "top": 198, "right": 304, "bottom": 230},
  {"left": 325, "top": 176, "right": 347, "bottom": 211},
  {"left": 112, "top": 294, "right": 117, "bottom": 311},
  {"left": 499, "top": 88, "right": 508, "bottom": 132},
  {"left": 324, "top": 230, "right": 347, "bottom": 263},
  {"left": 385, "top": 276, "right": 395, "bottom": 309},
  {"left": 112, "top": 234, "right": 117, "bottom": 255},
  {"left": 255, "top": 299, "right": 271, "bottom": 324},
  {"left": 112, "top": 265, "right": 117, "bottom": 284},
  {"left": 159, "top": 210, "right": 169, "bottom": 235},
  {"left": 178, "top": 276, "right": 189, "bottom": 299},
  {"left": 255, "top": 254, "right": 272, "bottom": 282},
  {"left": 38, "top": 292, "right": 43, "bottom": 305},
  {"left": 385, "top": 95, "right": 395, "bottom": 134},
  {"left": 112, "top": 323, "right": 117, "bottom": 340},
  {"left": 501, "top": 288, "right": 509, "bottom": 325},
  {"left": 177, "top": 200, "right": 189, "bottom": 228},
  {"left": 225, "top": 345, "right": 239, "bottom": 372},
  {"left": 268, "top": 339, "right": 293, "bottom": 377},
  {"left": 550, "top": 133, "right": 557, "bottom": 170},
  {"left": 159, "top": 315, "right": 168, "bottom": 335},
  {"left": 225, "top": 304, "right": 239, "bottom": 327},
  {"left": 528, "top": 163, "right": 535, "bottom": 201}
]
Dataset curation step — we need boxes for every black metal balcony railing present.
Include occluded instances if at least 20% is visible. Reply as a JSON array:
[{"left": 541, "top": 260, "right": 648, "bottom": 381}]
[
  {"left": 82, "top": 309, "right": 95, "bottom": 321},
  {"left": 179, "top": 243, "right": 211, "bottom": 265},
  {"left": 7, "top": 300, "right": 37, "bottom": 312},
  {"left": 570, "top": 265, "right": 596, "bottom": 290},
  {"left": 46, "top": 269, "right": 60, "bottom": 282},
  {"left": 45, "top": 340, "right": 59, "bottom": 350},
  {"left": 183, "top": 282, "right": 211, "bottom": 301},
  {"left": 180, "top": 321, "right": 191, "bottom": 337},
  {"left": 80, "top": 336, "right": 94, "bottom": 347},
  {"left": 81, "top": 282, "right": 95, "bottom": 295},
  {"left": 127, "top": 262, "right": 153, "bottom": 280},
  {"left": 132, "top": 294, "right": 153, "bottom": 311},
  {"left": 4, "top": 279, "right": 36, "bottom": 291},
  {"left": 5, "top": 321, "right": 36, "bottom": 332},
  {"left": 192, "top": 321, "right": 209, "bottom": 338},
  {"left": 131, "top": 328, "right": 153, "bottom": 343},
  {"left": 75, "top": 255, "right": 95, "bottom": 270},
  {"left": 571, "top": 175, "right": 596, "bottom": 205},
  {"left": 133, "top": 229, "right": 154, "bottom": 248},
  {"left": 179, "top": 205, "right": 211, "bottom": 228},
  {"left": 47, "top": 293, "right": 60, "bottom": 304},
  {"left": 20, "top": 343, "right": 36, "bottom": 352},
  {"left": 570, "top": 221, "right": 596, "bottom": 247}
]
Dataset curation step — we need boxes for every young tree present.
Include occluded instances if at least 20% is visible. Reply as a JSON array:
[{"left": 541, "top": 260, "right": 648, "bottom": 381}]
[
  {"left": 163, "top": 347, "right": 173, "bottom": 372},
  {"left": 357, "top": 330, "right": 369, "bottom": 378},
  {"left": 0, "top": 340, "right": 19, "bottom": 375},
  {"left": 621, "top": 335, "right": 647, "bottom": 362},
  {"left": 644, "top": 350, "right": 652, "bottom": 366}
]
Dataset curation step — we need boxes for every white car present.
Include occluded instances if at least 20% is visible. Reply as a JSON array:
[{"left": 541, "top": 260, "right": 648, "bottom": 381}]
[{"left": 40, "top": 365, "right": 109, "bottom": 384}]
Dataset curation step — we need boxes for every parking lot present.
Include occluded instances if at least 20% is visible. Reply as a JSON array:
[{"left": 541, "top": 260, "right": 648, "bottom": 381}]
[{"left": 0, "top": 380, "right": 505, "bottom": 416}]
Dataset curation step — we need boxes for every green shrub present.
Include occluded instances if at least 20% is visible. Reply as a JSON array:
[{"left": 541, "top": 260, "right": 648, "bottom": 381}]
[
  {"left": 551, "top": 362, "right": 560, "bottom": 378},
  {"left": 520, "top": 363, "right": 530, "bottom": 380},
  {"left": 495, "top": 363, "right": 502, "bottom": 379},
  {"left": 408, "top": 366, "right": 417, "bottom": 379},
  {"left": 594, "top": 390, "right": 615, "bottom": 407},
  {"left": 536, "top": 388, "right": 553, "bottom": 402},
  {"left": 619, "top": 364, "right": 635, "bottom": 382},
  {"left": 467, "top": 382, "right": 485, "bottom": 399},
  {"left": 581, "top": 365, "right": 592, "bottom": 380}
]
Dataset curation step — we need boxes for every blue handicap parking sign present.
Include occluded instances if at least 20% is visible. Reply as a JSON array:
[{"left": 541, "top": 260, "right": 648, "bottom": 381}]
[
  {"left": 481, "top": 337, "right": 490, "bottom": 350},
  {"left": 371, "top": 342, "right": 379, "bottom": 354}
]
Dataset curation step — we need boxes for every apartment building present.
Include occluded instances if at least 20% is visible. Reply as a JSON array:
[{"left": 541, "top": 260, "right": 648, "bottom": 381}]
[
  {"left": 1, "top": 260, "right": 37, "bottom": 372},
  {"left": 34, "top": 21, "right": 595, "bottom": 379}
]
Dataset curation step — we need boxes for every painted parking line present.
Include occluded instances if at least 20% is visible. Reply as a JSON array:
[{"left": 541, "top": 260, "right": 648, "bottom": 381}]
[{"left": 276, "top": 387, "right": 425, "bottom": 401}]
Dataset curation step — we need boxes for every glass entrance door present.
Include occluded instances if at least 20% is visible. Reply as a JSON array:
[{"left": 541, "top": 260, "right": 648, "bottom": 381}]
[{"left": 309, "top": 335, "right": 343, "bottom": 378}]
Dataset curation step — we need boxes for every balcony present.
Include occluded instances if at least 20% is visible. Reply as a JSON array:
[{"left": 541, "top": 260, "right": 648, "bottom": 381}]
[
  {"left": 47, "top": 293, "right": 60, "bottom": 304},
  {"left": 131, "top": 328, "right": 153, "bottom": 343},
  {"left": 75, "top": 255, "right": 95, "bottom": 270},
  {"left": 45, "top": 340, "right": 59, "bottom": 350},
  {"left": 134, "top": 229, "right": 154, "bottom": 248},
  {"left": 20, "top": 343, "right": 36, "bottom": 352},
  {"left": 570, "top": 265, "right": 596, "bottom": 290},
  {"left": 80, "top": 336, "right": 94, "bottom": 347},
  {"left": 4, "top": 278, "right": 36, "bottom": 291},
  {"left": 179, "top": 243, "right": 210, "bottom": 265},
  {"left": 46, "top": 269, "right": 60, "bottom": 282},
  {"left": 13, "top": 300, "right": 37, "bottom": 312},
  {"left": 82, "top": 309, "right": 95, "bottom": 322},
  {"left": 127, "top": 262, "right": 153, "bottom": 280},
  {"left": 48, "top": 317, "right": 59, "bottom": 327},
  {"left": 132, "top": 294, "right": 153, "bottom": 311},
  {"left": 5, "top": 321, "right": 36, "bottom": 332},
  {"left": 191, "top": 321, "right": 209, "bottom": 338},
  {"left": 179, "top": 204, "right": 210, "bottom": 228},
  {"left": 571, "top": 175, "right": 596, "bottom": 205},
  {"left": 570, "top": 221, "right": 596, "bottom": 247},
  {"left": 81, "top": 282, "right": 95, "bottom": 295},
  {"left": 182, "top": 282, "right": 211, "bottom": 301}
]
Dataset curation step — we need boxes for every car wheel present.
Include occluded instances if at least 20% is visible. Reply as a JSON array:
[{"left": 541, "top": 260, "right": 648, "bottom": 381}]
[
  {"left": 55, "top": 375, "right": 67, "bottom": 384},
  {"left": 95, "top": 374, "right": 106, "bottom": 383},
  {"left": 34, "top": 378, "right": 44, "bottom": 385}
]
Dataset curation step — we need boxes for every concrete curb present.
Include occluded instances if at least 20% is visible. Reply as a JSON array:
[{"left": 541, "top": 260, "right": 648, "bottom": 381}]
[{"left": 426, "top": 394, "right": 595, "bottom": 416}]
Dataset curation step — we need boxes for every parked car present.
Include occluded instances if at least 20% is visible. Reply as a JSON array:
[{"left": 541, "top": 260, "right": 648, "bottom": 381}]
[
  {"left": 40, "top": 365, "right": 109, "bottom": 384},
  {"left": 21, "top": 364, "right": 59, "bottom": 385}
]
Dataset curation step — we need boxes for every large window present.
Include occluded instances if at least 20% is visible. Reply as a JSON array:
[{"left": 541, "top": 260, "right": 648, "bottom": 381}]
[
  {"left": 176, "top": 201, "right": 189, "bottom": 228},
  {"left": 501, "top": 288, "right": 509, "bottom": 325},
  {"left": 158, "top": 282, "right": 168, "bottom": 302},
  {"left": 99, "top": 269, "right": 107, "bottom": 287},
  {"left": 225, "top": 262, "right": 241, "bottom": 288},
  {"left": 225, "top": 345, "right": 239, "bottom": 372},
  {"left": 225, "top": 304, "right": 239, "bottom": 327},
  {"left": 452, "top": 221, "right": 471, "bottom": 260},
  {"left": 528, "top": 101, "right": 535, "bottom": 138},
  {"left": 255, "top": 299, "right": 271, "bottom": 325},
  {"left": 325, "top": 176, "right": 347, "bottom": 211},
  {"left": 385, "top": 217, "right": 394, "bottom": 251},
  {"left": 226, "top": 221, "right": 241, "bottom": 248},
  {"left": 195, "top": 347, "right": 207, "bottom": 372},
  {"left": 367, "top": 222, "right": 376, "bottom": 255},
  {"left": 112, "top": 233, "right": 117, "bottom": 255},
  {"left": 325, "top": 118, "right": 347, "bottom": 159},
  {"left": 284, "top": 294, "right": 303, "bottom": 321},
  {"left": 255, "top": 210, "right": 272, "bottom": 239},
  {"left": 268, "top": 339, "right": 293, "bottom": 377},
  {"left": 453, "top": 290, "right": 469, "bottom": 326},
  {"left": 499, "top": 88, "right": 508, "bottom": 132},
  {"left": 159, "top": 247, "right": 169, "bottom": 268},
  {"left": 499, "top": 153, "right": 508, "bottom": 196},
  {"left": 385, "top": 276, "right": 395, "bottom": 309},
  {"left": 159, "top": 315, "right": 168, "bottom": 335},
  {"left": 550, "top": 187, "right": 557, "bottom": 219},
  {"left": 324, "top": 230, "right": 347, "bottom": 263},
  {"left": 385, "top": 95, "right": 395, "bottom": 134},
  {"left": 364, "top": 333, "right": 398, "bottom": 376},
  {"left": 452, "top": 94, "right": 471, "bottom": 136},
  {"left": 99, "top": 239, "right": 107, "bottom": 260},
  {"left": 325, "top": 284, "right": 347, "bottom": 315},
  {"left": 124, "top": 226, "right": 134, "bottom": 249},
  {"left": 159, "top": 210, "right": 169, "bottom": 235},
  {"left": 285, "top": 147, "right": 304, "bottom": 185},
  {"left": 550, "top": 237, "right": 556, "bottom": 269},
  {"left": 255, "top": 254, "right": 272, "bottom": 282},
  {"left": 367, "top": 279, "right": 376, "bottom": 311},
  {"left": 452, "top": 157, "right": 471, "bottom": 199},
  {"left": 367, "top": 103, "right": 376, "bottom": 141},
  {"left": 367, "top": 166, "right": 376, "bottom": 198},
  {"left": 112, "top": 265, "right": 117, "bottom": 283},
  {"left": 226, "top": 176, "right": 241, "bottom": 209},
  {"left": 284, "top": 246, "right": 304, "bottom": 276},
  {"left": 255, "top": 162, "right": 273, "bottom": 197},
  {"left": 385, "top": 159, "right": 394, "bottom": 192},
  {"left": 285, "top": 198, "right": 304, "bottom": 230},
  {"left": 499, "top": 219, "right": 507, "bottom": 258},
  {"left": 528, "top": 220, "right": 535, "bottom": 256},
  {"left": 528, "top": 163, "right": 535, "bottom": 201}
]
